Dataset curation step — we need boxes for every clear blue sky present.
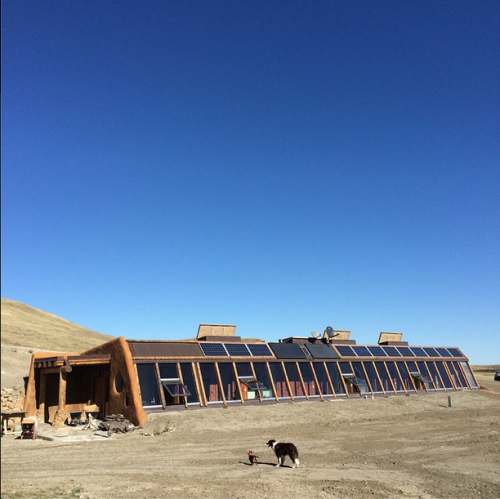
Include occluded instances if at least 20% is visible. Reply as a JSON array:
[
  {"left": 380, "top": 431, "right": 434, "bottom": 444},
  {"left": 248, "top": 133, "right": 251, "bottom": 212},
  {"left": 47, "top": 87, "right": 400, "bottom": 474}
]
[{"left": 2, "top": 1, "right": 499, "bottom": 364}]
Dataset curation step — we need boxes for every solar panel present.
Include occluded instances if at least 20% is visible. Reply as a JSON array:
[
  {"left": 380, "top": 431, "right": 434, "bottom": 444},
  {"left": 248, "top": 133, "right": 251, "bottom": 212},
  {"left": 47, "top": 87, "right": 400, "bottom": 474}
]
[
  {"left": 423, "top": 347, "right": 440, "bottom": 357},
  {"left": 335, "top": 345, "right": 356, "bottom": 357},
  {"left": 305, "top": 343, "right": 339, "bottom": 359},
  {"left": 351, "top": 346, "right": 372, "bottom": 357},
  {"left": 446, "top": 348, "right": 463, "bottom": 358},
  {"left": 382, "top": 346, "right": 402, "bottom": 357},
  {"left": 409, "top": 347, "right": 428, "bottom": 357},
  {"left": 224, "top": 343, "right": 251, "bottom": 357},
  {"left": 435, "top": 348, "right": 452, "bottom": 357},
  {"left": 247, "top": 343, "right": 274, "bottom": 357},
  {"left": 268, "top": 342, "right": 307, "bottom": 359},
  {"left": 199, "top": 343, "right": 228, "bottom": 357},
  {"left": 396, "top": 346, "right": 415, "bottom": 357},
  {"left": 367, "top": 346, "right": 387, "bottom": 357}
]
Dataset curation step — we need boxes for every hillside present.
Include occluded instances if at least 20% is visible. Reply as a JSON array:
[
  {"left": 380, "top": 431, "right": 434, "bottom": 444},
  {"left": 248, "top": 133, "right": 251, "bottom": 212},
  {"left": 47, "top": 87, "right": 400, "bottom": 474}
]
[
  {"left": 1, "top": 298, "right": 114, "bottom": 351},
  {"left": 1, "top": 298, "right": 115, "bottom": 389}
]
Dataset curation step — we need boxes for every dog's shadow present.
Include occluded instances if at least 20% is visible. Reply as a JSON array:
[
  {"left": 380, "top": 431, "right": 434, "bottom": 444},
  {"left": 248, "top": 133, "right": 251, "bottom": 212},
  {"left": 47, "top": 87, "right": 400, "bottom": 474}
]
[{"left": 239, "top": 461, "right": 293, "bottom": 468}]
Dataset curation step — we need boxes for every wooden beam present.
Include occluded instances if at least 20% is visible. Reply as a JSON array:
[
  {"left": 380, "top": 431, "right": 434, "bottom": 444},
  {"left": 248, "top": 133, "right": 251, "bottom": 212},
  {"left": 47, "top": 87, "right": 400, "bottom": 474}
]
[
  {"left": 323, "top": 362, "right": 337, "bottom": 398},
  {"left": 232, "top": 362, "right": 244, "bottom": 404},
  {"left": 214, "top": 363, "right": 226, "bottom": 405},
  {"left": 296, "top": 362, "right": 308, "bottom": 400},
  {"left": 266, "top": 363, "right": 279, "bottom": 402},
  {"left": 281, "top": 362, "right": 294, "bottom": 401}
]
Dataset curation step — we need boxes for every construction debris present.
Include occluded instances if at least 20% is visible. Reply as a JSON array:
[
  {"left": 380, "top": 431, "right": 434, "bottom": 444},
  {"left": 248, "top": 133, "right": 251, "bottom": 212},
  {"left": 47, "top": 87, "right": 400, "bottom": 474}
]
[{"left": 97, "top": 414, "right": 136, "bottom": 435}]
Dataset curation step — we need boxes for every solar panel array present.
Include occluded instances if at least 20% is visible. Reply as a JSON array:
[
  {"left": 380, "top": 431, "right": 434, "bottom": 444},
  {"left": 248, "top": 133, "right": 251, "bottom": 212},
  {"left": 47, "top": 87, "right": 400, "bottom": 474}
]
[
  {"left": 199, "top": 342, "right": 464, "bottom": 359},
  {"left": 334, "top": 345, "right": 465, "bottom": 358},
  {"left": 200, "top": 342, "right": 274, "bottom": 357}
]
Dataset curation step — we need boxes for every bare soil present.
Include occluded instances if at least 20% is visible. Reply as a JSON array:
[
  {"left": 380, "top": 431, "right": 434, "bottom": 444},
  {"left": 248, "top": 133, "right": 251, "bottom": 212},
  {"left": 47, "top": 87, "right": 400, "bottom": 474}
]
[{"left": 1, "top": 371, "right": 499, "bottom": 499}]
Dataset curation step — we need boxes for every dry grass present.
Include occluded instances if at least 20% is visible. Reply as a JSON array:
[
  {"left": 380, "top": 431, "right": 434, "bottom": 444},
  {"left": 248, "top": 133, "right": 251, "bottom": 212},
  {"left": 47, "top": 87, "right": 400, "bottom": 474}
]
[{"left": 1, "top": 298, "right": 114, "bottom": 352}]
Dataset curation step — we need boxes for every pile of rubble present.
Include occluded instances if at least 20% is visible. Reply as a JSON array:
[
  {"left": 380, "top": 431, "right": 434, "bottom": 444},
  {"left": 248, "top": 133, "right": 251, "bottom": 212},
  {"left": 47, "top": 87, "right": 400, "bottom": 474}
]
[
  {"left": 1, "top": 387, "right": 25, "bottom": 414},
  {"left": 95, "top": 414, "right": 136, "bottom": 436}
]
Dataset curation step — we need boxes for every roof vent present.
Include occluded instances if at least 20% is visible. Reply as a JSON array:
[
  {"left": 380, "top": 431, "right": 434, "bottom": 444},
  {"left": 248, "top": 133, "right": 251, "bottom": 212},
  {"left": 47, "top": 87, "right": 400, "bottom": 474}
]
[
  {"left": 323, "top": 329, "right": 356, "bottom": 345},
  {"left": 196, "top": 324, "right": 241, "bottom": 342},
  {"left": 378, "top": 332, "right": 408, "bottom": 346}
]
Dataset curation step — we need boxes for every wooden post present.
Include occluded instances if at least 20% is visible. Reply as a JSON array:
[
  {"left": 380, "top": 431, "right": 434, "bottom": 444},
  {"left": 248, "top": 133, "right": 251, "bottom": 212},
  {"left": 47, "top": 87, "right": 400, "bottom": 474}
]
[
  {"left": 310, "top": 362, "right": 323, "bottom": 400},
  {"left": 296, "top": 362, "right": 308, "bottom": 399},
  {"left": 214, "top": 363, "right": 226, "bottom": 405},
  {"left": 282, "top": 362, "right": 294, "bottom": 401},
  {"left": 323, "top": 362, "right": 337, "bottom": 398},
  {"left": 53, "top": 369, "right": 68, "bottom": 427},
  {"left": 266, "top": 363, "right": 279, "bottom": 402},
  {"left": 38, "top": 373, "right": 47, "bottom": 421},
  {"left": 232, "top": 363, "right": 244, "bottom": 404}
]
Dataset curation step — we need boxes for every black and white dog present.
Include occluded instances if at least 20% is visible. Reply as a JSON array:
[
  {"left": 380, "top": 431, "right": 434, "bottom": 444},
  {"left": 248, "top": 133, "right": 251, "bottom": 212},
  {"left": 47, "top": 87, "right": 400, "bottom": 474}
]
[{"left": 266, "top": 439, "right": 300, "bottom": 468}]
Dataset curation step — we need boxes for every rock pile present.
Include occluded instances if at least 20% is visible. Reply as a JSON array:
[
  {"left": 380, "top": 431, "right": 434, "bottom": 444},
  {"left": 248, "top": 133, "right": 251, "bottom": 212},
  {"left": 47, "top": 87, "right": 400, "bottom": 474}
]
[
  {"left": 1, "top": 387, "right": 25, "bottom": 412},
  {"left": 97, "top": 414, "right": 135, "bottom": 434}
]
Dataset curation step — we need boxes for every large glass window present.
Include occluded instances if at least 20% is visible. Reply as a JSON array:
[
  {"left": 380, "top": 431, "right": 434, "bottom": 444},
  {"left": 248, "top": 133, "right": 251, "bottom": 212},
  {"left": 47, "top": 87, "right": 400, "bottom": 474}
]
[
  {"left": 299, "top": 363, "right": 320, "bottom": 397},
  {"left": 351, "top": 362, "right": 370, "bottom": 395},
  {"left": 179, "top": 363, "right": 199, "bottom": 405},
  {"left": 407, "top": 361, "right": 431, "bottom": 390},
  {"left": 450, "top": 361, "right": 467, "bottom": 389},
  {"left": 235, "top": 363, "right": 269, "bottom": 401},
  {"left": 374, "top": 362, "right": 393, "bottom": 393},
  {"left": 426, "top": 362, "right": 444, "bottom": 390},
  {"left": 435, "top": 362, "right": 453, "bottom": 389},
  {"left": 268, "top": 363, "right": 290, "bottom": 399},
  {"left": 363, "top": 362, "right": 384, "bottom": 393},
  {"left": 326, "top": 362, "right": 346, "bottom": 395},
  {"left": 397, "top": 362, "right": 416, "bottom": 392},
  {"left": 313, "top": 363, "right": 334, "bottom": 397},
  {"left": 285, "top": 363, "right": 305, "bottom": 398},
  {"left": 385, "top": 362, "right": 404, "bottom": 392},
  {"left": 252, "top": 362, "right": 274, "bottom": 399},
  {"left": 218, "top": 363, "right": 240, "bottom": 402},
  {"left": 136, "top": 364, "right": 161, "bottom": 407},
  {"left": 158, "top": 363, "right": 188, "bottom": 406},
  {"left": 461, "top": 362, "right": 478, "bottom": 388},
  {"left": 417, "top": 361, "right": 435, "bottom": 390},
  {"left": 200, "top": 363, "right": 223, "bottom": 403}
]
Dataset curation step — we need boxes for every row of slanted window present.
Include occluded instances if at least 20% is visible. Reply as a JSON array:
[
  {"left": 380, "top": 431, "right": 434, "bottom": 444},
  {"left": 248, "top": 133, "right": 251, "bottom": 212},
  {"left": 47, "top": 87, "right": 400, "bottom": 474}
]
[{"left": 135, "top": 359, "right": 478, "bottom": 409}]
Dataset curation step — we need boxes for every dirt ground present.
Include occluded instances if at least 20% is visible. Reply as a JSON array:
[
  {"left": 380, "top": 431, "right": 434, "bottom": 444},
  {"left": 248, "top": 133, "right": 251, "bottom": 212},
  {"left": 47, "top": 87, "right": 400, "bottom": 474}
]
[{"left": 1, "top": 371, "right": 499, "bottom": 499}]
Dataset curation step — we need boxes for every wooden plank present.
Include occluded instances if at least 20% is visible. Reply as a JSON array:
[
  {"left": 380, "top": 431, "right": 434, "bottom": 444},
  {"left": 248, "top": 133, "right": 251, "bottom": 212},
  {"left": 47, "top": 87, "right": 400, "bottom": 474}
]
[
  {"left": 249, "top": 363, "right": 262, "bottom": 403},
  {"left": 421, "top": 362, "right": 437, "bottom": 391},
  {"left": 382, "top": 362, "right": 397, "bottom": 393},
  {"left": 404, "top": 361, "right": 418, "bottom": 392},
  {"left": 214, "top": 363, "right": 226, "bottom": 405},
  {"left": 281, "top": 362, "right": 294, "bottom": 401},
  {"left": 393, "top": 362, "right": 407, "bottom": 394},
  {"left": 265, "top": 363, "right": 279, "bottom": 402},
  {"left": 360, "top": 362, "right": 374, "bottom": 395},
  {"left": 232, "top": 362, "right": 244, "bottom": 404},
  {"left": 155, "top": 363, "right": 167, "bottom": 408},
  {"left": 372, "top": 361, "right": 386, "bottom": 394},
  {"left": 309, "top": 361, "right": 323, "bottom": 400},
  {"left": 443, "top": 362, "right": 457, "bottom": 391},
  {"left": 433, "top": 361, "right": 446, "bottom": 390},
  {"left": 175, "top": 363, "right": 189, "bottom": 408},
  {"left": 296, "top": 362, "right": 308, "bottom": 399},
  {"left": 323, "top": 362, "right": 337, "bottom": 398},
  {"left": 337, "top": 363, "right": 349, "bottom": 397},
  {"left": 195, "top": 363, "right": 208, "bottom": 406},
  {"left": 190, "top": 363, "right": 204, "bottom": 407}
]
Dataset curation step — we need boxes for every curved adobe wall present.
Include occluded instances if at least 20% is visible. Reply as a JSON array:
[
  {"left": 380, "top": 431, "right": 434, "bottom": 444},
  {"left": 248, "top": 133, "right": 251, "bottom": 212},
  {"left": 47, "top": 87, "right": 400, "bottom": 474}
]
[{"left": 83, "top": 337, "right": 147, "bottom": 426}]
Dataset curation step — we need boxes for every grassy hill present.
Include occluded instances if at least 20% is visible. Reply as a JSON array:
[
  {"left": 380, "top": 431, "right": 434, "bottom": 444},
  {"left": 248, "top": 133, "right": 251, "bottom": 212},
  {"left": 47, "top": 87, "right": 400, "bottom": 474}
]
[
  {"left": 1, "top": 298, "right": 115, "bottom": 352},
  {"left": 1, "top": 298, "right": 116, "bottom": 389}
]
